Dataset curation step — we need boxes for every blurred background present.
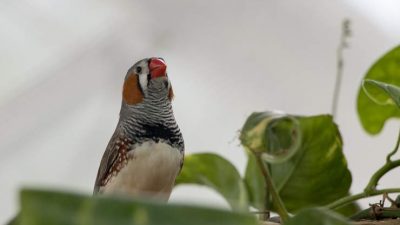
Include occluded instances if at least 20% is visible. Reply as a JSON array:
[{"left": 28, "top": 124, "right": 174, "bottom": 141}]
[{"left": 1, "top": 0, "right": 400, "bottom": 222}]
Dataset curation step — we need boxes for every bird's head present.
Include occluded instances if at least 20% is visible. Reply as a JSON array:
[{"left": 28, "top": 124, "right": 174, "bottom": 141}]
[{"left": 122, "top": 57, "right": 174, "bottom": 105}]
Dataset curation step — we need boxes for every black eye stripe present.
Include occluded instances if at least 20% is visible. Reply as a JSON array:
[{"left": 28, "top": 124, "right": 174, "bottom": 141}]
[{"left": 147, "top": 74, "right": 151, "bottom": 87}]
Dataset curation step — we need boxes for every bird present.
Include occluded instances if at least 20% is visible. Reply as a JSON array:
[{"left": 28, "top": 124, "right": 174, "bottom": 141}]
[{"left": 93, "top": 57, "right": 184, "bottom": 201}]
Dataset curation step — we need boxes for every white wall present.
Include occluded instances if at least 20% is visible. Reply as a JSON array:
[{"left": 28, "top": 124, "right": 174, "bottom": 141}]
[{"left": 1, "top": 0, "right": 400, "bottom": 222}]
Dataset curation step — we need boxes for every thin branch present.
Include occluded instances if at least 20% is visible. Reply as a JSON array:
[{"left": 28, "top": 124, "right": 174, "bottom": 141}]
[
  {"left": 262, "top": 163, "right": 271, "bottom": 221},
  {"left": 364, "top": 159, "right": 400, "bottom": 193},
  {"left": 386, "top": 127, "right": 400, "bottom": 162},
  {"left": 254, "top": 153, "right": 290, "bottom": 222},
  {"left": 328, "top": 127, "right": 400, "bottom": 211},
  {"left": 331, "top": 19, "right": 351, "bottom": 119},
  {"left": 364, "top": 129, "right": 400, "bottom": 193}
]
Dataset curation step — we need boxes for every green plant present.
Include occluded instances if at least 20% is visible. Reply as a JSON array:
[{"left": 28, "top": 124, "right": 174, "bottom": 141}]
[
  {"left": 175, "top": 45, "right": 400, "bottom": 224},
  {"left": 10, "top": 27, "right": 400, "bottom": 225}
]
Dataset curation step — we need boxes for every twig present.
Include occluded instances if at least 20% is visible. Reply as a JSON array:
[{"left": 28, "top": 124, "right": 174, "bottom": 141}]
[
  {"left": 327, "top": 127, "right": 400, "bottom": 212},
  {"left": 331, "top": 19, "right": 351, "bottom": 119},
  {"left": 262, "top": 163, "right": 271, "bottom": 221},
  {"left": 350, "top": 202, "right": 400, "bottom": 221},
  {"left": 254, "top": 152, "right": 290, "bottom": 222},
  {"left": 386, "top": 128, "right": 400, "bottom": 162},
  {"left": 364, "top": 160, "right": 400, "bottom": 193},
  {"left": 365, "top": 130, "right": 400, "bottom": 193}
]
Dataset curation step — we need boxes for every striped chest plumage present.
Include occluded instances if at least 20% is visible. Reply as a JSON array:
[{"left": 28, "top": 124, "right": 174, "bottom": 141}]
[{"left": 93, "top": 57, "right": 184, "bottom": 201}]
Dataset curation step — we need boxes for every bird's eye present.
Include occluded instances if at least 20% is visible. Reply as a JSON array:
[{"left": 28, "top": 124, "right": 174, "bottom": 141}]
[{"left": 136, "top": 66, "right": 142, "bottom": 73}]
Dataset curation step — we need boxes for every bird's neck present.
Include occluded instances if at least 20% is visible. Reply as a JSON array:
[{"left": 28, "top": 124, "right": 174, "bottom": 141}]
[
  {"left": 120, "top": 95, "right": 173, "bottom": 123},
  {"left": 118, "top": 99, "right": 182, "bottom": 147}
]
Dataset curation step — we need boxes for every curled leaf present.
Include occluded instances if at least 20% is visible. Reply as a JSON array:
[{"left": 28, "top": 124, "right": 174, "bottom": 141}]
[
  {"left": 362, "top": 79, "right": 400, "bottom": 108},
  {"left": 240, "top": 111, "right": 302, "bottom": 163}
]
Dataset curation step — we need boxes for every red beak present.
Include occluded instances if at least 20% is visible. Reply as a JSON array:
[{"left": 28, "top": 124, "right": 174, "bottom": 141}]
[{"left": 149, "top": 58, "right": 167, "bottom": 79}]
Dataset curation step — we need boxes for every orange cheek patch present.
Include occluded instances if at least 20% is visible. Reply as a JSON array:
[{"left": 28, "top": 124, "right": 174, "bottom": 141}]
[
  {"left": 168, "top": 87, "right": 174, "bottom": 101},
  {"left": 123, "top": 75, "right": 144, "bottom": 105}
]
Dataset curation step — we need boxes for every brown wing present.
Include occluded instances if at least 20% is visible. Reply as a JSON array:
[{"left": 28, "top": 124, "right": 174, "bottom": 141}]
[{"left": 93, "top": 131, "right": 133, "bottom": 194}]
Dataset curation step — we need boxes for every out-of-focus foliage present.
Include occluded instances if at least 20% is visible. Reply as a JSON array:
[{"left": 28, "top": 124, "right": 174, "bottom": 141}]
[
  {"left": 175, "top": 153, "right": 249, "bottom": 212},
  {"left": 357, "top": 46, "right": 400, "bottom": 134},
  {"left": 17, "top": 189, "right": 258, "bottom": 225}
]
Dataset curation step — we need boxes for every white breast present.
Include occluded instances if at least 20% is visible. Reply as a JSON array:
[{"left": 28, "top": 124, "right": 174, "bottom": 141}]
[{"left": 100, "top": 141, "right": 183, "bottom": 201}]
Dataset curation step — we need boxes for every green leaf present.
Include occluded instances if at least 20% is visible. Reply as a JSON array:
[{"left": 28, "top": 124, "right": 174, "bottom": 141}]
[
  {"left": 285, "top": 207, "right": 351, "bottom": 225},
  {"left": 19, "top": 188, "right": 258, "bottom": 225},
  {"left": 5, "top": 214, "right": 19, "bottom": 225},
  {"left": 244, "top": 152, "right": 266, "bottom": 210},
  {"left": 243, "top": 113, "right": 354, "bottom": 213},
  {"left": 175, "top": 153, "right": 249, "bottom": 212},
  {"left": 357, "top": 45, "right": 400, "bottom": 134}
]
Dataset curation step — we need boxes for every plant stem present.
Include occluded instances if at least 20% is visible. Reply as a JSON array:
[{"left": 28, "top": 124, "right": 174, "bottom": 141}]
[
  {"left": 254, "top": 153, "right": 290, "bottom": 222},
  {"left": 328, "top": 128, "right": 400, "bottom": 211},
  {"left": 364, "top": 129, "right": 400, "bottom": 193},
  {"left": 326, "top": 188, "right": 400, "bottom": 210},
  {"left": 386, "top": 128, "right": 400, "bottom": 162},
  {"left": 263, "top": 164, "right": 271, "bottom": 220},
  {"left": 331, "top": 41, "right": 344, "bottom": 119},
  {"left": 331, "top": 19, "right": 351, "bottom": 119},
  {"left": 364, "top": 159, "right": 400, "bottom": 193}
]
